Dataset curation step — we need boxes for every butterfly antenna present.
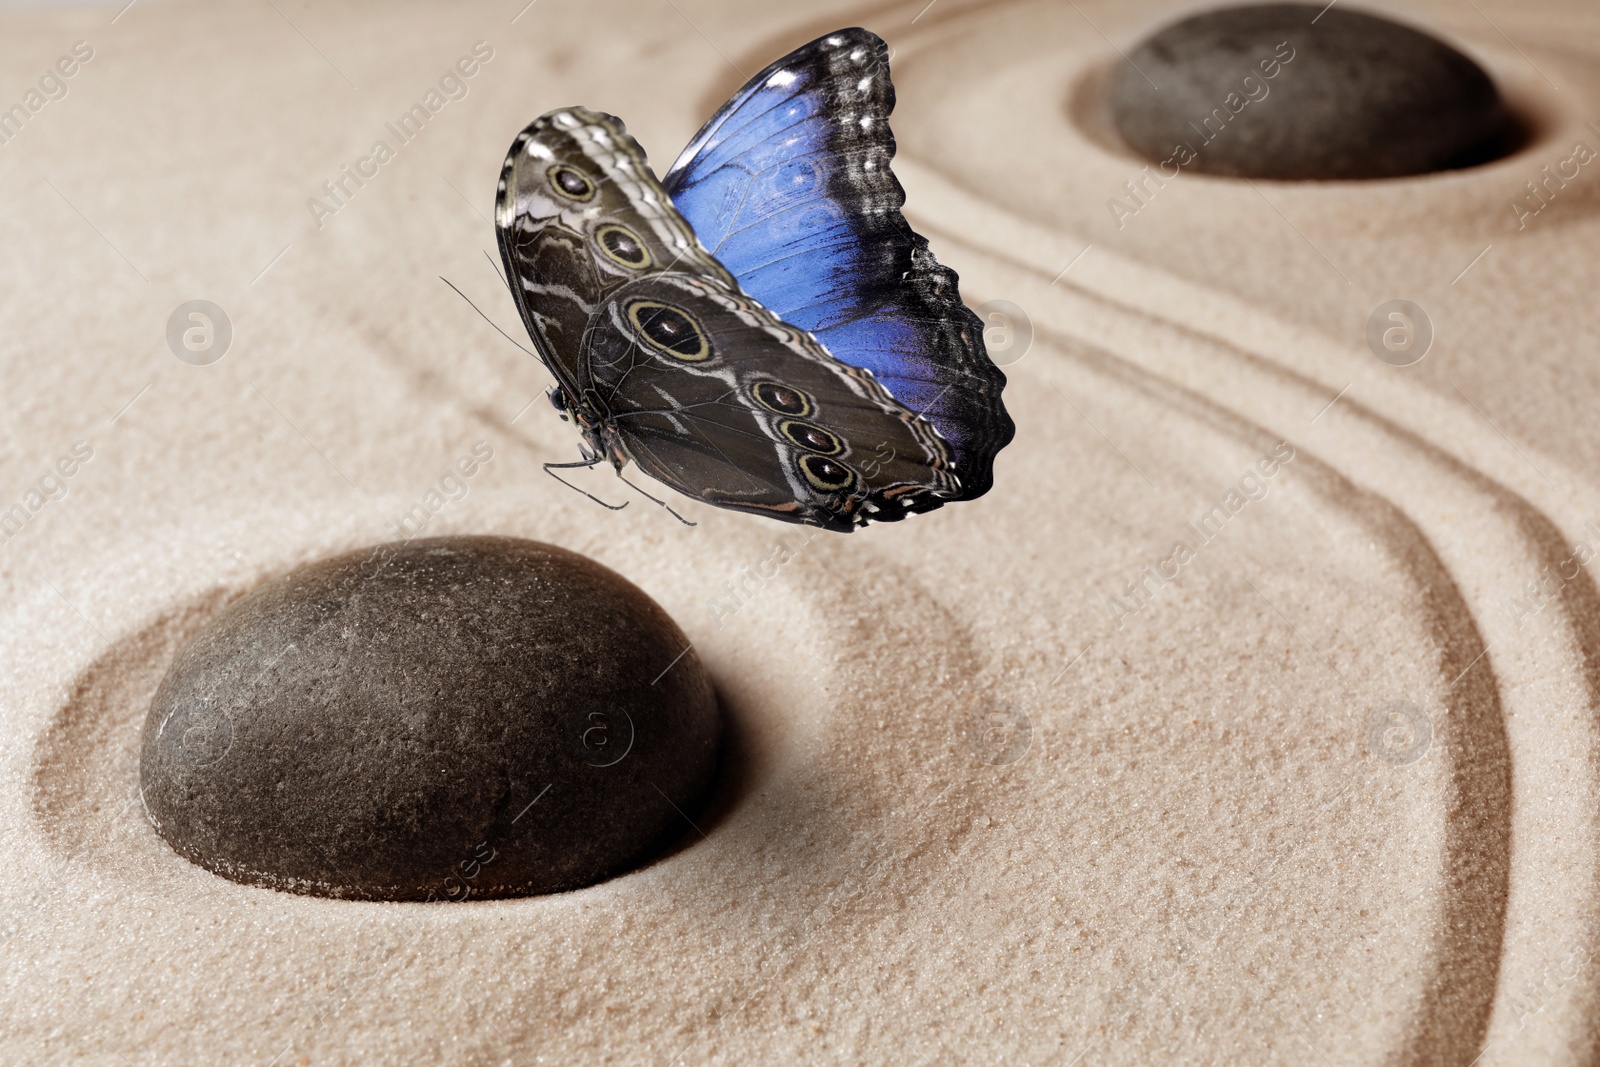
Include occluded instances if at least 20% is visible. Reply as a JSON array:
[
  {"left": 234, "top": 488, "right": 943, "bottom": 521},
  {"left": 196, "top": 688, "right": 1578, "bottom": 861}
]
[
  {"left": 618, "top": 473, "right": 697, "bottom": 527},
  {"left": 545, "top": 459, "right": 628, "bottom": 511},
  {"left": 483, "top": 249, "right": 512, "bottom": 295},
  {"left": 438, "top": 276, "right": 539, "bottom": 361}
]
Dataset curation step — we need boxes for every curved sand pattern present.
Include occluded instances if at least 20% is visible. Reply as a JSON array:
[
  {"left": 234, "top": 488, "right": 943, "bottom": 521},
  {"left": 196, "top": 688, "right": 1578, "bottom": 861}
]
[{"left": 1, "top": 0, "right": 1597, "bottom": 1062}]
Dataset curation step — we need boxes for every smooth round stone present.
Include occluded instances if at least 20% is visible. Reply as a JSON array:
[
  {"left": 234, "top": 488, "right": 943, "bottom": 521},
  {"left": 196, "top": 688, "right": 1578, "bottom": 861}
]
[
  {"left": 1109, "top": 4, "right": 1516, "bottom": 180},
  {"left": 140, "top": 536, "right": 719, "bottom": 901}
]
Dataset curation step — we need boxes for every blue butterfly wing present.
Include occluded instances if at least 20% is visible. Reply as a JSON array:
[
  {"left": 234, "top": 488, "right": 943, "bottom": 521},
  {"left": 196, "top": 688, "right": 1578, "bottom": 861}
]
[{"left": 661, "top": 27, "right": 1013, "bottom": 500}]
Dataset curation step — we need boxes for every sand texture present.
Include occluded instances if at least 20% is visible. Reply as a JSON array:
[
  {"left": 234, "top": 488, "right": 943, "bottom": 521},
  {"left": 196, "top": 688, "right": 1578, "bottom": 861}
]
[{"left": 2, "top": 0, "right": 1598, "bottom": 1062}]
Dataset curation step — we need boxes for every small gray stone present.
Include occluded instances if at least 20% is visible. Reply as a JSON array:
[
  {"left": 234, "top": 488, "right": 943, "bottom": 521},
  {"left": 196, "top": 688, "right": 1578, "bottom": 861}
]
[
  {"left": 1109, "top": 4, "right": 1517, "bottom": 180},
  {"left": 140, "top": 536, "right": 719, "bottom": 901}
]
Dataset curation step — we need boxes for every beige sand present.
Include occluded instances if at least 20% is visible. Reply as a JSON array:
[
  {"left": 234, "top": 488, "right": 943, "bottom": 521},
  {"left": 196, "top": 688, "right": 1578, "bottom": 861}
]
[{"left": 2, "top": 0, "right": 1598, "bottom": 1061}]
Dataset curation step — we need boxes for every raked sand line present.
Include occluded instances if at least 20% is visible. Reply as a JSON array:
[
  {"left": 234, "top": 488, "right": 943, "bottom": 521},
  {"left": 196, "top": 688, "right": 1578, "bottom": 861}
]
[{"left": 891, "top": 6, "right": 1600, "bottom": 1054}]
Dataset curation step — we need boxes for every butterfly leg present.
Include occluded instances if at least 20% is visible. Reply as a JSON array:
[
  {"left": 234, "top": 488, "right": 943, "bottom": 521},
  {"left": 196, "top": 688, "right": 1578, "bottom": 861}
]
[
  {"left": 617, "top": 473, "right": 697, "bottom": 527},
  {"left": 544, "top": 458, "right": 628, "bottom": 511}
]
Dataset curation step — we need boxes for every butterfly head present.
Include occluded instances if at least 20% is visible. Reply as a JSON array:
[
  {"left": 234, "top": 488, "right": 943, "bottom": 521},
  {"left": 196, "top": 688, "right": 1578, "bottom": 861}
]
[{"left": 547, "top": 384, "right": 571, "bottom": 422}]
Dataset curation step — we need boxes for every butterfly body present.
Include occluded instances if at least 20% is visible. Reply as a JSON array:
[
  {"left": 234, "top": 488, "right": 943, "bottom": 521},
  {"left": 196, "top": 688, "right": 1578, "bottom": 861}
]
[{"left": 496, "top": 29, "right": 1012, "bottom": 532}]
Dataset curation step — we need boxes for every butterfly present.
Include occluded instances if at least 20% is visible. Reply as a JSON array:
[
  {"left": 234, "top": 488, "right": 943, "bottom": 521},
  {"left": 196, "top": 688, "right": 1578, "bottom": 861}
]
[{"left": 494, "top": 27, "right": 1013, "bottom": 533}]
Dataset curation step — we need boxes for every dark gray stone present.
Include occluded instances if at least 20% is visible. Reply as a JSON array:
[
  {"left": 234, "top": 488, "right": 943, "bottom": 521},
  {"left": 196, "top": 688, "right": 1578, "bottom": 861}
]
[
  {"left": 140, "top": 536, "right": 719, "bottom": 901},
  {"left": 1109, "top": 4, "right": 1518, "bottom": 180}
]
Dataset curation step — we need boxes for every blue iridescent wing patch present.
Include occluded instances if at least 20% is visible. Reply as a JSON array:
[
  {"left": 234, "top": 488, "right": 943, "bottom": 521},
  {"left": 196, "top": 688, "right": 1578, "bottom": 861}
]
[
  {"left": 662, "top": 28, "right": 1013, "bottom": 499},
  {"left": 495, "top": 29, "right": 1013, "bottom": 531}
]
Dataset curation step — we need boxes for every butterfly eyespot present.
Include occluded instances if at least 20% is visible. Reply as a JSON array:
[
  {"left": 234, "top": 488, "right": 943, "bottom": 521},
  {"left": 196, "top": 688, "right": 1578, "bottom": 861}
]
[
  {"left": 780, "top": 420, "right": 843, "bottom": 456},
  {"left": 627, "top": 300, "right": 711, "bottom": 362},
  {"left": 595, "top": 224, "right": 651, "bottom": 269},
  {"left": 751, "top": 381, "right": 813, "bottom": 417},
  {"left": 548, "top": 164, "right": 595, "bottom": 201},
  {"left": 798, "top": 454, "right": 856, "bottom": 492}
]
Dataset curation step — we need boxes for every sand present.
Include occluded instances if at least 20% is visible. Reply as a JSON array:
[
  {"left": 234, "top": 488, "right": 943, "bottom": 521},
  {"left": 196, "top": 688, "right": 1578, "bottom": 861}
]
[{"left": 1, "top": 0, "right": 1597, "bottom": 1062}]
